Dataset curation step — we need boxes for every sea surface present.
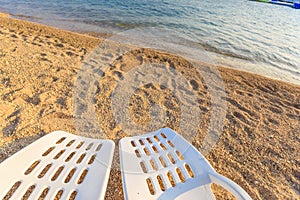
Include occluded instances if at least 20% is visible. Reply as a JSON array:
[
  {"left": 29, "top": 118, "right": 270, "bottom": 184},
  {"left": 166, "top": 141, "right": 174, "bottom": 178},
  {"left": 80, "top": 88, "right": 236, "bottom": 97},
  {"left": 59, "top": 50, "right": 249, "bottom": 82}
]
[{"left": 0, "top": 0, "right": 300, "bottom": 85}]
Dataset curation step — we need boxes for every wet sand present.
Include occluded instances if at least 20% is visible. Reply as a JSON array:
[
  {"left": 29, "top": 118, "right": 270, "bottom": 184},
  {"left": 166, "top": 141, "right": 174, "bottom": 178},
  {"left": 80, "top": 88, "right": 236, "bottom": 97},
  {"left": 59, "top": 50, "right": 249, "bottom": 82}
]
[{"left": 0, "top": 13, "right": 299, "bottom": 199}]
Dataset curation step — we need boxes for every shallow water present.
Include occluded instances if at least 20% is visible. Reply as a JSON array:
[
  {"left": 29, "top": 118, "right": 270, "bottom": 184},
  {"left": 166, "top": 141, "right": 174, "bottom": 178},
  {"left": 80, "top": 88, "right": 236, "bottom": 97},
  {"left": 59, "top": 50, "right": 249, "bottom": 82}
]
[{"left": 0, "top": 0, "right": 299, "bottom": 84}]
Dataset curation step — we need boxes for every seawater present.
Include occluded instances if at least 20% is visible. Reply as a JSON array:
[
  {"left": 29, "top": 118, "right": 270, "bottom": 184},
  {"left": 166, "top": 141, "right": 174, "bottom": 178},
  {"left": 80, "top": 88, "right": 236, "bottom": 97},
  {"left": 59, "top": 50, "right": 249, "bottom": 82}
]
[{"left": 0, "top": 0, "right": 299, "bottom": 85}]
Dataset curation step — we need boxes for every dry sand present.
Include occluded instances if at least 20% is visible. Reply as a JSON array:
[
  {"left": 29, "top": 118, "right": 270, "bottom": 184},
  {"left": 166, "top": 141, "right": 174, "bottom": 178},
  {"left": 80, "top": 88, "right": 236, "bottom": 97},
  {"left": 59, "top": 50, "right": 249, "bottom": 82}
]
[{"left": 0, "top": 13, "right": 299, "bottom": 199}]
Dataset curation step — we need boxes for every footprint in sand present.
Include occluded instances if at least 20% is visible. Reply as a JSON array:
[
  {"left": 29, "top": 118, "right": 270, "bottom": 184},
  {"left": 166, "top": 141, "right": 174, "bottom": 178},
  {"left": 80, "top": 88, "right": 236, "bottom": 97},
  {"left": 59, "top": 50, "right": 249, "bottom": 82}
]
[
  {"left": 39, "top": 53, "right": 52, "bottom": 62},
  {"left": 54, "top": 43, "right": 64, "bottom": 48},
  {"left": 269, "top": 106, "right": 283, "bottom": 114},
  {"left": 10, "top": 34, "right": 18, "bottom": 38},
  {"left": 233, "top": 111, "right": 254, "bottom": 126},
  {"left": 267, "top": 118, "right": 279, "bottom": 126},
  {"left": 2, "top": 117, "right": 20, "bottom": 136},
  {"left": 2, "top": 109, "right": 21, "bottom": 136},
  {"left": 65, "top": 51, "right": 78, "bottom": 57},
  {"left": 25, "top": 94, "right": 41, "bottom": 106},
  {"left": 286, "top": 113, "right": 299, "bottom": 120},
  {"left": 1, "top": 88, "right": 22, "bottom": 102},
  {"left": 1, "top": 77, "right": 11, "bottom": 88},
  {"left": 189, "top": 79, "right": 199, "bottom": 91},
  {"left": 55, "top": 97, "right": 67, "bottom": 109}
]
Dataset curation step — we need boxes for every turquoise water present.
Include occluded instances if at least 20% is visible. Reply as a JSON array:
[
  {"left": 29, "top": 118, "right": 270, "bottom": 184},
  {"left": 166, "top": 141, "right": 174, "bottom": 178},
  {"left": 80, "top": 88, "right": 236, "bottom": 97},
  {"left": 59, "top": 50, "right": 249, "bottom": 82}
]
[{"left": 0, "top": 0, "right": 300, "bottom": 84}]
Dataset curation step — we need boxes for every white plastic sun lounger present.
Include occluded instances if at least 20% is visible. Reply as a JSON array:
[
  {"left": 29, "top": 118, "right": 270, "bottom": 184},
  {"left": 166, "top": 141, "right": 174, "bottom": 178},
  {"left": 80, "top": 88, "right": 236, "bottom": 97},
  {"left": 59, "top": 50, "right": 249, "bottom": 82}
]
[
  {"left": 0, "top": 131, "right": 115, "bottom": 200},
  {"left": 119, "top": 128, "right": 252, "bottom": 200}
]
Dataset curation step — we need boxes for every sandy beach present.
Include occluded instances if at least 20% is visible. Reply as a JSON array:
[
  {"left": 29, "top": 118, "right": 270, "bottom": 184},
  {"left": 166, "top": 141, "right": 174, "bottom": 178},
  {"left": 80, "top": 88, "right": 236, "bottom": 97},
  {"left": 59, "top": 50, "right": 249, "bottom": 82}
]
[{"left": 0, "top": 13, "right": 299, "bottom": 199}]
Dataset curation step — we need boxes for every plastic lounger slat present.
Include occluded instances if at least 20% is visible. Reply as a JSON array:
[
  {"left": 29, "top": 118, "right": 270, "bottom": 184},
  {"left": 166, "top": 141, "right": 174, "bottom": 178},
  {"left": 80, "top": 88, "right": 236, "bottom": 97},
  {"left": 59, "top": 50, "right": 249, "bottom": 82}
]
[
  {"left": 0, "top": 131, "right": 115, "bottom": 200},
  {"left": 119, "top": 128, "right": 252, "bottom": 200}
]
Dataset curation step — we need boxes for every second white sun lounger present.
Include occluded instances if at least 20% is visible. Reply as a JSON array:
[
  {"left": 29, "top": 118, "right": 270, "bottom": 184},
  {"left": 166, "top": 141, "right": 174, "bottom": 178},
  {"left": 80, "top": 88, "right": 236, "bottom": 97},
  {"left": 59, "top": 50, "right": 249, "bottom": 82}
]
[{"left": 119, "top": 128, "right": 252, "bottom": 200}]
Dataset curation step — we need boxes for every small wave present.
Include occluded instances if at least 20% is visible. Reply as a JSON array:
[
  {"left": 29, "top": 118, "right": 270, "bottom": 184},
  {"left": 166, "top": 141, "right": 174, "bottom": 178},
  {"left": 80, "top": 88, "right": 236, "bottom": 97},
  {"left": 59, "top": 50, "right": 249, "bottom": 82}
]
[
  {"left": 10, "top": 13, "right": 42, "bottom": 20},
  {"left": 82, "top": 20, "right": 157, "bottom": 30},
  {"left": 196, "top": 42, "right": 251, "bottom": 61}
]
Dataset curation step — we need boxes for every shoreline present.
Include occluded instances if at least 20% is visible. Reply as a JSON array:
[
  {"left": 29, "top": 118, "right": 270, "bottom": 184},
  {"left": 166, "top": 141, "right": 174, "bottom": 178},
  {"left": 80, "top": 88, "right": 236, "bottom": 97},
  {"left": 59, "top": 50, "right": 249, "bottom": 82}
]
[
  {"left": 0, "top": 12, "right": 299, "bottom": 199},
  {"left": 3, "top": 11, "right": 300, "bottom": 86}
]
